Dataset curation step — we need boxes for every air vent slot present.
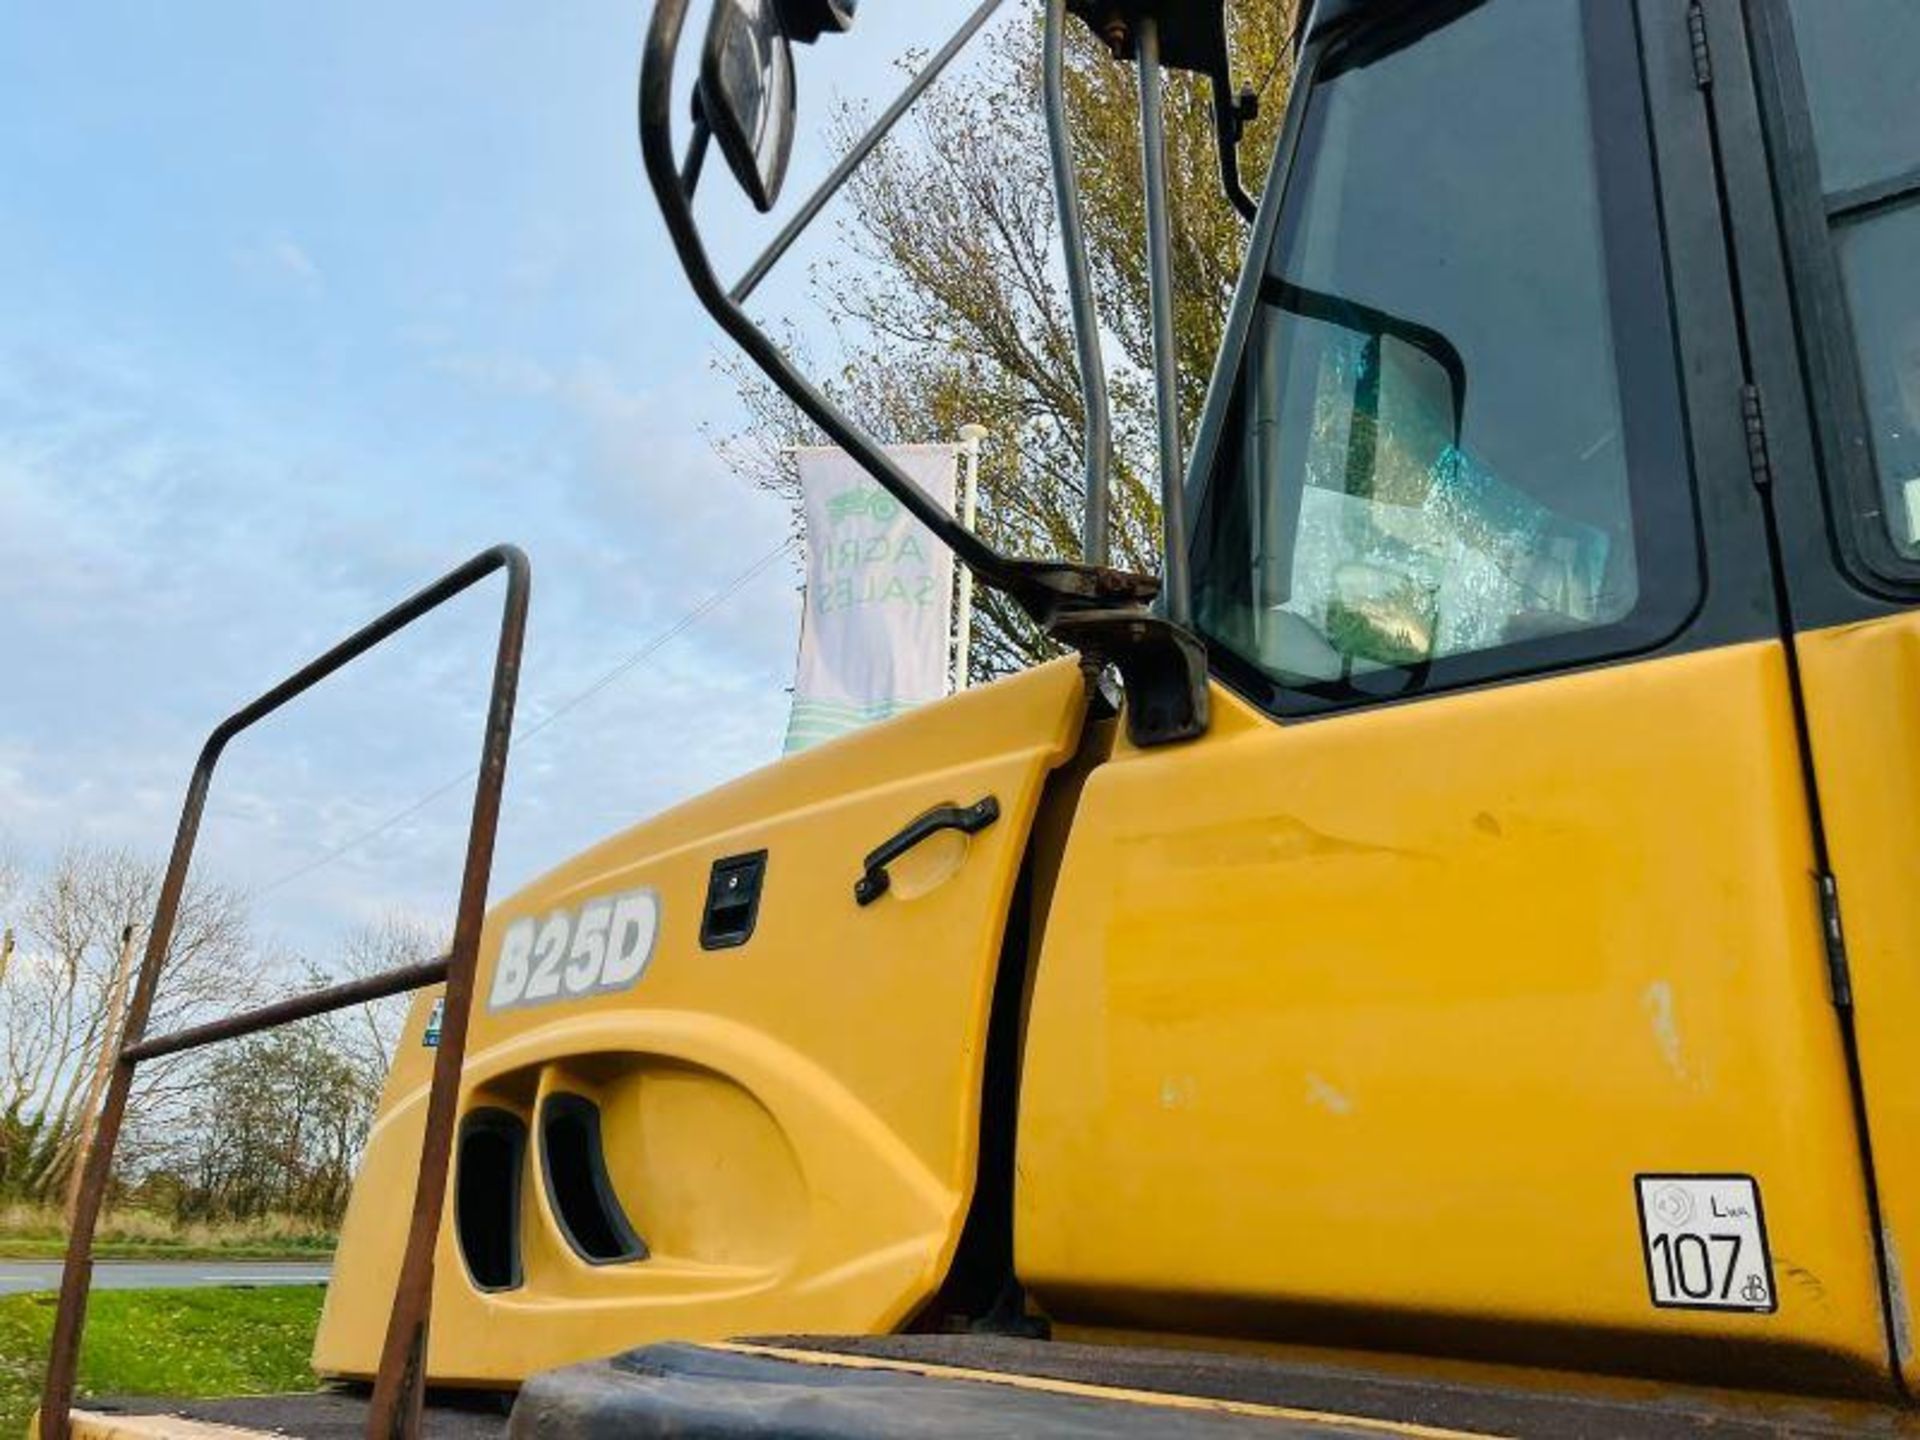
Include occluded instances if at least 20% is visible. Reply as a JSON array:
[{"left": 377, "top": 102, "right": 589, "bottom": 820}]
[
  {"left": 540, "top": 1094, "right": 647, "bottom": 1264},
  {"left": 701, "top": 850, "right": 768, "bottom": 949},
  {"left": 455, "top": 1109, "right": 526, "bottom": 1291}
]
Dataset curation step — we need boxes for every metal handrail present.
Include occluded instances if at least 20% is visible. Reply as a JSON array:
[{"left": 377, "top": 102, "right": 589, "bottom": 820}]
[
  {"left": 40, "top": 544, "right": 531, "bottom": 1440},
  {"left": 119, "top": 958, "right": 454, "bottom": 1065}
]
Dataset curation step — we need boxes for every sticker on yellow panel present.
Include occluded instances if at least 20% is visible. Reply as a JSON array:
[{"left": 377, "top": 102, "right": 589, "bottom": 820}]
[{"left": 1634, "top": 1175, "right": 1775, "bottom": 1313}]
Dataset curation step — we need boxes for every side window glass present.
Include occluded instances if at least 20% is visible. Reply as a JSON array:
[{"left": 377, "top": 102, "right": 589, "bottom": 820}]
[
  {"left": 1784, "top": 1, "right": 1920, "bottom": 558},
  {"left": 1194, "top": 0, "right": 1692, "bottom": 704},
  {"left": 1241, "top": 289, "right": 1618, "bottom": 677},
  {"left": 1786, "top": 0, "right": 1920, "bottom": 196}
]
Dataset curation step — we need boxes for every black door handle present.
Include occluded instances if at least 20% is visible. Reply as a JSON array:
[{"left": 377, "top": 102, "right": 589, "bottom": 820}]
[{"left": 855, "top": 795, "right": 1001, "bottom": 906}]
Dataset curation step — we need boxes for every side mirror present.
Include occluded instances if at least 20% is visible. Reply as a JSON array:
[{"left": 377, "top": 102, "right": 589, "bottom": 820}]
[{"left": 700, "top": 0, "right": 798, "bottom": 212}]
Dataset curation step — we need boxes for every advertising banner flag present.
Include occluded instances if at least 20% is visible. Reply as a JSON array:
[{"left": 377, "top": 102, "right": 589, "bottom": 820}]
[{"left": 785, "top": 444, "right": 959, "bottom": 753}]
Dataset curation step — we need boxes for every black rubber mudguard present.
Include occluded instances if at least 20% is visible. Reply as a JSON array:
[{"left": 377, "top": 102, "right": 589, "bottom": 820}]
[
  {"left": 507, "top": 1337, "right": 1893, "bottom": 1439},
  {"left": 508, "top": 1342, "right": 1355, "bottom": 1439}
]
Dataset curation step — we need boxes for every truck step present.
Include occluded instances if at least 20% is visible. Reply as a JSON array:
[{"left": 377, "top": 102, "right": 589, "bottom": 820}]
[{"left": 62, "top": 1390, "right": 510, "bottom": 1440}]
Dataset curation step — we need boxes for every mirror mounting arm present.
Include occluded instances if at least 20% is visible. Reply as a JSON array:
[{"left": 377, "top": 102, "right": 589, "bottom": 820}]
[
  {"left": 643, "top": 0, "right": 990, "bottom": 576},
  {"left": 641, "top": 0, "right": 1212, "bottom": 745},
  {"left": 1136, "top": 16, "right": 1192, "bottom": 629},
  {"left": 639, "top": 0, "right": 1165, "bottom": 636},
  {"left": 1044, "top": 0, "right": 1113, "bottom": 570},
  {"left": 732, "top": 0, "right": 1005, "bottom": 306},
  {"left": 680, "top": 112, "right": 712, "bottom": 198}
]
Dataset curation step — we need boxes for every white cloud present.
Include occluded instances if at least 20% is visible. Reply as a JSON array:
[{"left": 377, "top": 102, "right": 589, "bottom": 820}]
[
  {"left": 0, "top": 333, "right": 799, "bottom": 969},
  {"left": 232, "top": 234, "right": 322, "bottom": 292}
]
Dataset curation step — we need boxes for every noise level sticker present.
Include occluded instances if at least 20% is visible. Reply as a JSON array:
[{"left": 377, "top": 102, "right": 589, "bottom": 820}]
[{"left": 1635, "top": 1174, "right": 1775, "bottom": 1313}]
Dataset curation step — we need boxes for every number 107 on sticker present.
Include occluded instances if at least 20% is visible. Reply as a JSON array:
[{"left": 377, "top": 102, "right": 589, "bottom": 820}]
[{"left": 1635, "top": 1174, "right": 1776, "bottom": 1313}]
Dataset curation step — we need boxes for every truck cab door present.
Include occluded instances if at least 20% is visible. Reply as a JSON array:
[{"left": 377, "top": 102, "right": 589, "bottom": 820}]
[
  {"left": 1719, "top": 0, "right": 1920, "bottom": 1392},
  {"left": 1017, "top": 0, "right": 1892, "bottom": 1395}
]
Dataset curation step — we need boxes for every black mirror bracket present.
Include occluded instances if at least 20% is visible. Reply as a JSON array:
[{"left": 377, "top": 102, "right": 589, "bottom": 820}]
[
  {"left": 1210, "top": 72, "right": 1260, "bottom": 222},
  {"left": 1050, "top": 609, "right": 1210, "bottom": 748},
  {"left": 1069, "top": 1, "right": 1260, "bottom": 222}
]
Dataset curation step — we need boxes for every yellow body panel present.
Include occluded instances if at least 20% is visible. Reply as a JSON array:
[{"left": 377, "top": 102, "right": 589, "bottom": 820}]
[
  {"left": 313, "top": 658, "right": 1088, "bottom": 1384},
  {"left": 1017, "top": 644, "right": 1889, "bottom": 1392},
  {"left": 1797, "top": 615, "right": 1920, "bottom": 1384}
]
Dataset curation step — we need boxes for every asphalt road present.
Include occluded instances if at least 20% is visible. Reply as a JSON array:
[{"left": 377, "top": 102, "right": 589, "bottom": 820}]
[{"left": 0, "top": 1259, "right": 331, "bottom": 1295}]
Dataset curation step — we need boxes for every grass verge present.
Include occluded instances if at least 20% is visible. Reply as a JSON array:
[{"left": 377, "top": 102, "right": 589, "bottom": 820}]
[
  {"left": 0, "top": 1208, "right": 334, "bottom": 1265},
  {"left": 0, "top": 1286, "right": 325, "bottom": 1435}
]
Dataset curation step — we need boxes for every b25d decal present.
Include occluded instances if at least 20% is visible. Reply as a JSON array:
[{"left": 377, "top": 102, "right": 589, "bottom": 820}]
[{"left": 488, "top": 888, "right": 661, "bottom": 1011}]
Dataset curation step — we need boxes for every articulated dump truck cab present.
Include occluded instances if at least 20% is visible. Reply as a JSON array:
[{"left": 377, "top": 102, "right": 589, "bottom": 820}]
[
  {"left": 49, "top": 0, "right": 1920, "bottom": 1434},
  {"left": 308, "top": 0, "right": 1920, "bottom": 1420},
  {"left": 314, "top": 658, "right": 1093, "bottom": 1384},
  {"left": 315, "top": 645, "right": 1919, "bottom": 1406}
]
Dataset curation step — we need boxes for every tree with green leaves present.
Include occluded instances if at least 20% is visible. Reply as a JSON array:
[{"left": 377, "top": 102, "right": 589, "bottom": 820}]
[{"left": 718, "top": 3, "right": 1297, "bottom": 679}]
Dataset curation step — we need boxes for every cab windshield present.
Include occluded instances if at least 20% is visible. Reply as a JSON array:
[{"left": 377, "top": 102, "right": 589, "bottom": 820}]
[{"left": 1193, "top": 0, "right": 1691, "bottom": 709}]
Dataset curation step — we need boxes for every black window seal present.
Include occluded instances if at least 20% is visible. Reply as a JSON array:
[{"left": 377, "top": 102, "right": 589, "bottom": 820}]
[
  {"left": 1745, "top": 0, "right": 1920, "bottom": 597},
  {"left": 1188, "top": 0, "right": 1704, "bottom": 721},
  {"left": 1824, "top": 167, "right": 1920, "bottom": 226}
]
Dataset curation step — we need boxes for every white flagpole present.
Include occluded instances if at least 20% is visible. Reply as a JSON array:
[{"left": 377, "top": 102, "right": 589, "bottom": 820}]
[{"left": 954, "top": 425, "right": 987, "bottom": 691}]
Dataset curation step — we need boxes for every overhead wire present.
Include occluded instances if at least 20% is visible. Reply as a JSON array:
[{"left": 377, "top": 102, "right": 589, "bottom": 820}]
[{"left": 246, "top": 534, "right": 797, "bottom": 901}]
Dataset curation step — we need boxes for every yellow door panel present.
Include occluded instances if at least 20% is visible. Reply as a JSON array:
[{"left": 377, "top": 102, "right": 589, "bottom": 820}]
[
  {"left": 1017, "top": 644, "right": 1888, "bottom": 1393},
  {"left": 315, "top": 658, "right": 1088, "bottom": 1385},
  {"left": 1798, "top": 615, "right": 1920, "bottom": 1386}
]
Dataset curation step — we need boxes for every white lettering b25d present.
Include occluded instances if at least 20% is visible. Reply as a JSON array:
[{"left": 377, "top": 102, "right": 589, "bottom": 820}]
[{"left": 488, "top": 888, "right": 661, "bottom": 1011}]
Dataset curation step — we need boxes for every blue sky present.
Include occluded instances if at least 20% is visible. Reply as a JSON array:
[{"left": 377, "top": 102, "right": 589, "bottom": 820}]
[{"left": 0, "top": 1, "right": 1005, "bottom": 963}]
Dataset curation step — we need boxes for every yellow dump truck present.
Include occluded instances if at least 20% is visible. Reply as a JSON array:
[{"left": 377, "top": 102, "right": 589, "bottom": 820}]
[{"left": 42, "top": 0, "right": 1920, "bottom": 1435}]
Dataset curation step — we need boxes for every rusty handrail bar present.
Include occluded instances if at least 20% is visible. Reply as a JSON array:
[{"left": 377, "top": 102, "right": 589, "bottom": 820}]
[
  {"left": 41, "top": 544, "right": 530, "bottom": 1440},
  {"left": 119, "top": 957, "right": 453, "bottom": 1065}
]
